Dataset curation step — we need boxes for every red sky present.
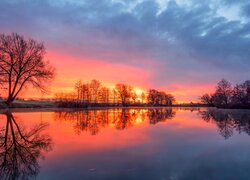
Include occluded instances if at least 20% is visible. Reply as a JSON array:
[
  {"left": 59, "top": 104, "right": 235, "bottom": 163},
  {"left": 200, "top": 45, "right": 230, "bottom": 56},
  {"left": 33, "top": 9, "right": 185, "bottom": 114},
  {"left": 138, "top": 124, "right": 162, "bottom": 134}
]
[
  {"left": 18, "top": 50, "right": 215, "bottom": 103},
  {"left": 1, "top": 0, "right": 248, "bottom": 102}
]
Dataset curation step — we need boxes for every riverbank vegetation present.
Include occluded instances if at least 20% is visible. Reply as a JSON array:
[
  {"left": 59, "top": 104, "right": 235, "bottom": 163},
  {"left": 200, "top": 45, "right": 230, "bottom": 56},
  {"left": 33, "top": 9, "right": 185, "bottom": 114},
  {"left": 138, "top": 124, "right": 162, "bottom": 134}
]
[{"left": 200, "top": 79, "right": 250, "bottom": 109}]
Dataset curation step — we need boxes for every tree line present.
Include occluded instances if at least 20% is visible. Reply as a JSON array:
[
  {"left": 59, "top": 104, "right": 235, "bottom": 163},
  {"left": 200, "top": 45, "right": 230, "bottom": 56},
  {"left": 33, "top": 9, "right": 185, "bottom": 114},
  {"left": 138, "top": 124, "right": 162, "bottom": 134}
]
[
  {"left": 55, "top": 79, "right": 175, "bottom": 107},
  {"left": 200, "top": 79, "right": 250, "bottom": 108}
]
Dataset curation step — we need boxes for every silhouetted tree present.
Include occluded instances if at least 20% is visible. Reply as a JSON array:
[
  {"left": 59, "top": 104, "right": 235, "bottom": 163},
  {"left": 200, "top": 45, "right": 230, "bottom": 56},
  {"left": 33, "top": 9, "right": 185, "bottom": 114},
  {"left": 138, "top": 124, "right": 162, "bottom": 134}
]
[
  {"left": 0, "top": 33, "right": 55, "bottom": 106},
  {"left": 90, "top": 79, "right": 101, "bottom": 103},
  {"left": 200, "top": 93, "right": 214, "bottom": 106},
  {"left": 75, "top": 80, "right": 82, "bottom": 101},
  {"left": 131, "top": 91, "right": 138, "bottom": 104},
  {"left": 99, "top": 87, "right": 110, "bottom": 104},
  {"left": 81, "top": 83, "right": 90, "bottom": 103},
  {"left": 200, "top": 79, "right": 250, "bottom": 108},
  {"left": 115, "top": 84, "right": 133, "bottom": 106},
  {"left": 148, "top": 89, "right": 174, "bottom": 106},
  {"left": 213, "top": 79, "right": 232, "bottom": 106},
  {"left": 112, "top": 88, "right": 119, "bottom": 104},
  {"left": 147, "top": 89, "right": 158, "bottom": 105},
  {"left": 231, "top": 80, "right": 250, "bottom": 105},
  {"left": 141, "top": 92, "right": 146, "bottom": 104},
  {"left": 165, "top": 94, "right": 175, "bottom": 106}
]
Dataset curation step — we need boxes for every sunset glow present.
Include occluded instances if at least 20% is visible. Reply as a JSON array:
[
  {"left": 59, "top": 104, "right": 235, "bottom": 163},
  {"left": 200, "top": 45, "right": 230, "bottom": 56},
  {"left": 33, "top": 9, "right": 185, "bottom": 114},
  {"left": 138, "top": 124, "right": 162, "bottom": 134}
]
[
  {"left": 1, "top": 0, "right": 248, "bottom": 103},
  {"left": 1, "top": 1, "right": 250, "bottom": 178}
]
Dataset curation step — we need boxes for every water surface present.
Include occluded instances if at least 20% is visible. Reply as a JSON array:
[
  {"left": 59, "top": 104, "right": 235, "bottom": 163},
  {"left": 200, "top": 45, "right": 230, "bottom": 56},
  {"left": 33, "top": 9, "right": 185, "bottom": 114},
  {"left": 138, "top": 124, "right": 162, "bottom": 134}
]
[{"left": 1, "top": 108, "right": 250, "bottom": 180}]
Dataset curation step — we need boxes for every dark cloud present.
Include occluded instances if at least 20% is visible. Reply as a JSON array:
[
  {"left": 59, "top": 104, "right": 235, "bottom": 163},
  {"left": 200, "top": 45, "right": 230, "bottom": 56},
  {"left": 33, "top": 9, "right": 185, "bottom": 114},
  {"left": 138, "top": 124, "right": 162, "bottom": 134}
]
[
  {"left": 242, "top": 3, "right": 250, "bottom": 17},
  {"left": 0, "top": 0, "right": 249, "bottom": 87}
]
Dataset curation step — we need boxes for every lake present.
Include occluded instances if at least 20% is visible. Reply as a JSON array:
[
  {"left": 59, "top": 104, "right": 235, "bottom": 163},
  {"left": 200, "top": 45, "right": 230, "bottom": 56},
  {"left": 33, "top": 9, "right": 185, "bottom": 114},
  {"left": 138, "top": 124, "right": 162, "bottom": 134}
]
[{"left": 1, "top": 107, "right": 250, "bottom": 180}]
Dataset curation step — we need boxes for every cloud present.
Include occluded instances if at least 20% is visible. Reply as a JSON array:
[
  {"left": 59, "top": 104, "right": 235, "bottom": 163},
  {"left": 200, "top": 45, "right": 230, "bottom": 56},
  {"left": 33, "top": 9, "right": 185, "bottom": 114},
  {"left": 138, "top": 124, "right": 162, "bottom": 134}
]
[{"left": 0, "top": 0, "right": 250, "bottom": 101}]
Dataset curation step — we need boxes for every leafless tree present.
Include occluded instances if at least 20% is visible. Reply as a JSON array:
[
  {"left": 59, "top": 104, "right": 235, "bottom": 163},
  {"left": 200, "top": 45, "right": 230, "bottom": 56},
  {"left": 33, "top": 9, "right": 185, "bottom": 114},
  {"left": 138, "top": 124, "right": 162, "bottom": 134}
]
[
  {"left": 75, "top": 80, "right": 82, "bottom": 101},
  {"left": 115, "top": 84, "right": 133, "bottom": 106},
  {"left": 141, "top": 92, "right": 146, "bottom": 104},
  {"left": 147, "top": 89, "right": 158, "bottom": 105},
  {"left": 213, "top": 79, "right": 232, "bottom": 106},
  {"left": 131, "top": 91, "right": 138, "bottom": 104},
  {"left": 89, "top": 79, "right": 101, "bottom": 103},
  {"left": 231, "top": 80, "right": 250, "bottom": 105},
  {"left": 148, "top": 89, "right": 174, "bottom": 106},
  {"left": 0, "top": 33, "right": 55, "bottom": 106},
  {"left": 200, "top": 93, "right": 214, "bottom": 105}
]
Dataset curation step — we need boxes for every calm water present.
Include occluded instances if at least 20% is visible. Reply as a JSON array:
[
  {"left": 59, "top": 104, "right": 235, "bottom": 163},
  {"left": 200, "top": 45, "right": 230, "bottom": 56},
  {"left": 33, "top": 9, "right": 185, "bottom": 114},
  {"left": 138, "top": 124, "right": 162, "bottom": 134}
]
[{"left": 1, "top": 108, "right": 250, "bottom": 180}]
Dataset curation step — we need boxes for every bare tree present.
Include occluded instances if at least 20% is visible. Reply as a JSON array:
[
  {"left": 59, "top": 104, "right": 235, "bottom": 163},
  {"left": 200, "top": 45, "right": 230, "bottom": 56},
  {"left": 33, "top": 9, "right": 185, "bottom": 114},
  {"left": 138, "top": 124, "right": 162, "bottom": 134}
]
[
  {"left": 231, "top": 80, "right": 250, "bottom": 105},
  {"left": 75, "top": 80, "right": 82, "bottom": 101},
  {"left": 244, "top": 80, "right": 250, "bottom": 103},
  {"left": 166, "top": 94, "right": 175, "bottom": 106},
  {"left": 131, "top": 91, "right": 138, "bottom": 104},
  {"left": 99, "top": 87, "right": 110, "bottom": 103},
  {"left": 147, "top": 89, "right": 158, "bottom": 105},
  {"left": 213, "top": 79, "right": 232, "bottom": 106},
  {"left": 141, "top": 92, "right": 146, "bottom": 104},
  {"left": 0, "top": 33, "right": 55, "bottom": 106},
  {"left": 115, "top": 84, "right": 133, "bottom": 106},
  {"left": 89, "top": 79, "right": 101, "bottom": 103},
  {"left": 148, "top": 89, "right": 174, "bottom": 106},
  {"left": 200, "top": 93, "right": 213, "bottom": 105}
]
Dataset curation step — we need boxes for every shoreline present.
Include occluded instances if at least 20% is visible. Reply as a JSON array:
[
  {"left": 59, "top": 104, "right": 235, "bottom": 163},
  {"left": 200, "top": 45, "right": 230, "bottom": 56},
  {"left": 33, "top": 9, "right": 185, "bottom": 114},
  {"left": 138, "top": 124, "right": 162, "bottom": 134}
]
[
  {"left": 0, "top": 105, "right": 209, "bottom": 113},
  {"left": 1, "top": 106, "right": 250, "bottom": 114},
  {"left": 0, "top": 100, "right": 208, "bottom": 109},
  {"left": 1, "top": 100, "right": 249, "bottom": 111}
]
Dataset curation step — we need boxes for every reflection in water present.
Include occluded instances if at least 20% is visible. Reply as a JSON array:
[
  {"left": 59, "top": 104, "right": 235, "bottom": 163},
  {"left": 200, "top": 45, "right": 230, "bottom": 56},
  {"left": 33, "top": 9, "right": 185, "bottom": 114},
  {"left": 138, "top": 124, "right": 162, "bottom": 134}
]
[
  {"left": 147, "top": 108, "right": 175, "bottom": 124},
  {"left": 54, "top": 108, "right": 176, "bottom": 135},
  {"left": 199, "top": 109, "right": 250, "bottom": 139},
  {"left": 1, "top": 108, "right": 250, "bottom": 179},
  {"left": 0, "top": 111, "right": 52, "bottom": 180}
]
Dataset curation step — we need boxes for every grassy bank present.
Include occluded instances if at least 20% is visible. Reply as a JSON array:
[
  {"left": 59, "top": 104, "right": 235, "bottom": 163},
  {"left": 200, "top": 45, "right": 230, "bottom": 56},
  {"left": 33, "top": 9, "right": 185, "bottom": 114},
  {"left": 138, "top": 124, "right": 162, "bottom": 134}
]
[{"left": 0, "top": 100, "right": 56, "bottom": 108}]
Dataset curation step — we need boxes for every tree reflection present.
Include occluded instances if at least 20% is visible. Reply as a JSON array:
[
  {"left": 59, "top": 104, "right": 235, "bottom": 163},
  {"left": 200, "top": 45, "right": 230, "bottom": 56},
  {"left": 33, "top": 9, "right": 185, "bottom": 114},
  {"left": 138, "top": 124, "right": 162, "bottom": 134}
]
[
  {"left": 199, "top": 109, "right": 250, "bottom": 139},
  {"left": 147, "top": 108, "right": 175, "bottom": 124},
  {"left": 113, "top": 109, "right": 139, "bottom": 130},
  {"left": 0, "top": 111, "right": 52, "bottom": 180},
  {"left": 54, "top": 108, "right": 176, "bottom": 135}
]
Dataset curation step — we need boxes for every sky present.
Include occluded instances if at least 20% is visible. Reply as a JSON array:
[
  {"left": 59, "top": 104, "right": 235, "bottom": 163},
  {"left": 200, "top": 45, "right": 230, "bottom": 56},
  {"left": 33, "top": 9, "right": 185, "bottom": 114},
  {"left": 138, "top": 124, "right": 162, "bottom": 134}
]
[{"left": 0, "top": 0, "right": 250, "bottom": 102}]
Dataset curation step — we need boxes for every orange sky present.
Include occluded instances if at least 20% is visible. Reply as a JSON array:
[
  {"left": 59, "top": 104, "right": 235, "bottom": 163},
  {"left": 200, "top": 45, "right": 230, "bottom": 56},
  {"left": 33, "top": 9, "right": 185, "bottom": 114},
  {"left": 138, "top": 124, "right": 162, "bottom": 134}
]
[
  {"left": 16, "top": 50, "right": 215, "bottom": 103},
  {"left": 0, "top": 0, "right": 249, "bottom": 103}
]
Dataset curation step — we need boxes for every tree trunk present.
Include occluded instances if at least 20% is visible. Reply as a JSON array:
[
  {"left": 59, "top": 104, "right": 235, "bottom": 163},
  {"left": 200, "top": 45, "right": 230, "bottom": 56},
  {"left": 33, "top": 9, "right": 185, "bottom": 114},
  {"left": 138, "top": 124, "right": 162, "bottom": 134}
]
[{"left": 6, "top": 95, "right": 14, "bottom": 107}]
